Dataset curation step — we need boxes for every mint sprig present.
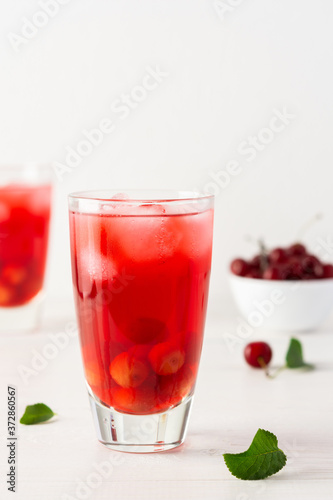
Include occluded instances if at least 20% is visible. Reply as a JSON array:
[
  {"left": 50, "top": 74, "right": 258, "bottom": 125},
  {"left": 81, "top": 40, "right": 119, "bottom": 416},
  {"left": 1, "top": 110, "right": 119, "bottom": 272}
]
[
  {"left": 285, "top": 338, "right": 314, "bottom": 369},
  {"left": 268, "top": 337, "right": 314, "bottom": 378},
  {"left": 20, "top": 403, "right": 56, "bottom": 425},
  {"left": 223, "top": 429, "right": 287, "bottom": 480}
]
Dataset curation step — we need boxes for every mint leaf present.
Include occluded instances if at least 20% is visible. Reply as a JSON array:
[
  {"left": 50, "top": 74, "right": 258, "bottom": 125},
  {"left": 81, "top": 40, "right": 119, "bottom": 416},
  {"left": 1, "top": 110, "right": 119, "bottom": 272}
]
[
  {"left": 223, "top": 429, "right": 287, "bottom": 480},
  {"left": 285, "top": 338, "right": 314, "bottom": 369},
  {"left": 20, "top": 403, "right": 56, "bottom": 425}
]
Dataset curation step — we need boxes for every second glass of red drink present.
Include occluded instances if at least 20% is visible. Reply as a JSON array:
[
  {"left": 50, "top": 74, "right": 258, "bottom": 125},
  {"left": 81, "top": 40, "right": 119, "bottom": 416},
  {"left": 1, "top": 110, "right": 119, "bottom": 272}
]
[{"left": 0, "top": 165, "right": 52, "bottom": 333}]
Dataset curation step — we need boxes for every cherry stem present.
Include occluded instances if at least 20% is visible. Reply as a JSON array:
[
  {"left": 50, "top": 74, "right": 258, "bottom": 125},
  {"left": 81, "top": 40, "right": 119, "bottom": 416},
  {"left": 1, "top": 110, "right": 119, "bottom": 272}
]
[
  {"left": 244, "top": 236, "right": 269, "bottom": 272},
  {"left": 258, "top": 239, "right": 268, "bottom": 255},
  {"left": 258, "top": 239, "right": 269, "bottom": 272},
  {"left": 297, "top": 213, "right": 323, "bottom": 240},
  {"left": 266, "top": 364, "right": 287, "bottom": 379},
  {"left": 257, "top": 356, "right": 270, "bottom": 377}
]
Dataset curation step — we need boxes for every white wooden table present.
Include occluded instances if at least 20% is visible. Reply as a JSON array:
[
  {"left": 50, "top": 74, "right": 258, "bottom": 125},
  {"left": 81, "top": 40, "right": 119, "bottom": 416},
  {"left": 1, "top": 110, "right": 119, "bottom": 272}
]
[{"left": 1, "top": 301, "right": 333, "bottom": 500}]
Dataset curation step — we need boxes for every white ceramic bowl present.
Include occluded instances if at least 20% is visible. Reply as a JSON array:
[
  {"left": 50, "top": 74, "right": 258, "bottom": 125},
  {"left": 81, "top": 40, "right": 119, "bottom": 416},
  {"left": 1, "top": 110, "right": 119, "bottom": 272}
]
[{"left": 229, "top": 273, "right": 333, "bottom": 332}]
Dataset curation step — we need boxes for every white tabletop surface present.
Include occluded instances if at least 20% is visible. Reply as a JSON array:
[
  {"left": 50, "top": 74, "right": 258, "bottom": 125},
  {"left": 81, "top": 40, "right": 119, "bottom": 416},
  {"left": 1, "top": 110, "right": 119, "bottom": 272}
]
[{"left": 1, "top": 301, "right": 333, "bottom": 500}]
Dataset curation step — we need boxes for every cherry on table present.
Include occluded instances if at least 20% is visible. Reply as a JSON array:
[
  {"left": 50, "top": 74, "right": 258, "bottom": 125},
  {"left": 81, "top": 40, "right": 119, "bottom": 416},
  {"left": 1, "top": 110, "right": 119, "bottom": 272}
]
[{"left": 244, "top": 341, "right": 272, "bottom": 369}]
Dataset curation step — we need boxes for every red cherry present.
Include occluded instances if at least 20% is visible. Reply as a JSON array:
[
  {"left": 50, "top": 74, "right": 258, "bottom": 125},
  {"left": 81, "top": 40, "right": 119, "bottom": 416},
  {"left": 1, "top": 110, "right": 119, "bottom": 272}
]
[
  {"left": 279, "top": 261, "right": 302, "bottom": 280},
  {"left": 112, "top": 382, "right": 157, "bottom": 414},
  {"left": 313, "top": 263, "right": 324, "bottom": 278},
  {"left": 262, "top": 266, "right": 282, "bottom": 280},
  {"left": 288, "top": 261, "right": 303, "bottom": 279},
  {"left": 84, "top": 360, "right": 105, "bottom": 389},
  {"left": 156, "top": 365, "right": 195, "bottom": 410},
  {"left": 123, "top": 317, "right": 167, "bottom": 344},
  {"left": 230, "top": 258, "right": 249, "bottom": 276},
  {"left": 244, "top": 269, "right": 262, "bottom": 279},
  {"left": 109, "top": 351, "right": 150, "bottom": 388},
  {"left": 149, "top": 342, "right": 185, "bottom": 375},
  {"left": 301, "top": 255, "right": 321, "bottom": 277},
  {"left": 287, "top": 243, "right": 307, "bottom": 256},
  {"left": 244, "top": 342, "right": 272, "bottom": 369},
  {"left": 323, "top": 264, "right": 333, "bottom": 278},
  {"left": 249, "top": 255, "right": 261, "bottom": 269},
  {"left": 269, "top": 248, "right": 287, "bottom": 264}
]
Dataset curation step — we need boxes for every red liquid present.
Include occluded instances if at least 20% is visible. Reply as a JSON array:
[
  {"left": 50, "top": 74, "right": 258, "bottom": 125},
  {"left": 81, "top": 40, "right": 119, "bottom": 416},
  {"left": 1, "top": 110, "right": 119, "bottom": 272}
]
[
  {"left": 70, "top": 206, "right": 213, "bottom": 415},
  {"left": 0, "top": 184, "right": 51, "bottom": 307}
]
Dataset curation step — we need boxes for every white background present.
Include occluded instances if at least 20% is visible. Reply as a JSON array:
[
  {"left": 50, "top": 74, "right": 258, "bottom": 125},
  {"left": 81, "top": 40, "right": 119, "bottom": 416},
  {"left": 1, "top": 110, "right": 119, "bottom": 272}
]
[
  {"left": 1, "top": 0, "right": 333, "bottom": 313},
  {"left": 1, "top": 4, "right": 333, "bottom": 499}
]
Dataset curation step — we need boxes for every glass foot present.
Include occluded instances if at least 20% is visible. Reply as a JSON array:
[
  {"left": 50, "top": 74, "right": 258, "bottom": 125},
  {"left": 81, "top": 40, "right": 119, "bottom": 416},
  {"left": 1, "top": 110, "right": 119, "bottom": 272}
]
[
  {"left": 0, "top": 292, "right": 44, "bottom": 333},
  {"left": 89, "top": 392, "right": 193, "bottom": 453}
]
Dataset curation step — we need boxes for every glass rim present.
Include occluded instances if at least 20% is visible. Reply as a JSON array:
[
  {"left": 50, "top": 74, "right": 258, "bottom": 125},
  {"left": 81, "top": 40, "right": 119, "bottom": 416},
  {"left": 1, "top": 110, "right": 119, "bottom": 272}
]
[
  {"left": 0, "top": 163, "right": 53, "bottom": 185},
  {"left": 0, "top": 163, "right": 52, "bottom": 171},
  {"left": 68, "top": 189, "right": 214, "bottom": 204}
]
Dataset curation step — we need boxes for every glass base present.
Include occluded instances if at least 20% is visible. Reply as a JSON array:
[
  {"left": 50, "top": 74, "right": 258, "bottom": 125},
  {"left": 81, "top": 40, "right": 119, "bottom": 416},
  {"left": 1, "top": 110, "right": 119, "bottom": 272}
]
[
  {"left": 0, "top": 292, "right": 44, "bottom": 333},
  {"left": 89, "top": 392, "right": 193, "bottom": 453}
]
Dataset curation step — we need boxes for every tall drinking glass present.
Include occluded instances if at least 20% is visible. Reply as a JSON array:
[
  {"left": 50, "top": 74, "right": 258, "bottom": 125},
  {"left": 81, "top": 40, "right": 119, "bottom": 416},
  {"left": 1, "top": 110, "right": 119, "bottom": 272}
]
[
  {"left": 0, "top": 165, "right": 52, "bottom": 332},
  {"left": 69, "top": 191, "right": 214, "bottom": 452}
]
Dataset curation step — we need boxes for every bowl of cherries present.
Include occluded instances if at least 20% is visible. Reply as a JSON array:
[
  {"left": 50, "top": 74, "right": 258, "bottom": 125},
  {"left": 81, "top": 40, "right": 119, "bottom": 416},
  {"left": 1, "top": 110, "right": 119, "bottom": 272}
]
[{"left": 229, "top": 243, "right": 333, "bottom": 331}]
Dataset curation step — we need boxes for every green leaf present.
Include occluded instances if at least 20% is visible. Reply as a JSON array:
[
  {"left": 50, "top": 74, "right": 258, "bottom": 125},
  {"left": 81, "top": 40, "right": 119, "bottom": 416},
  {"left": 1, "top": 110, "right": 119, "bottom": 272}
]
[
  {"left": 223, "top": 429, "right": 287, "bottom": 480},
  {"left": 285, "top": 338, "right": 314, "bottom": 369},
  {"left": 20, "top": 403, "right": 56, "bottom": 425}
]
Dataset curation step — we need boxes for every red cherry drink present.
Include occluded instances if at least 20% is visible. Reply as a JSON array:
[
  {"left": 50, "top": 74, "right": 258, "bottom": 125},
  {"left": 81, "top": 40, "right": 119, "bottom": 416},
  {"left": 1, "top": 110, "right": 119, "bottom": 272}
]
[
  {"left": 0, "top": 184, "right": 51, "bottom": 307},
  {"left": 70, "top": 199, "right": 213, "bottom": 415}
]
